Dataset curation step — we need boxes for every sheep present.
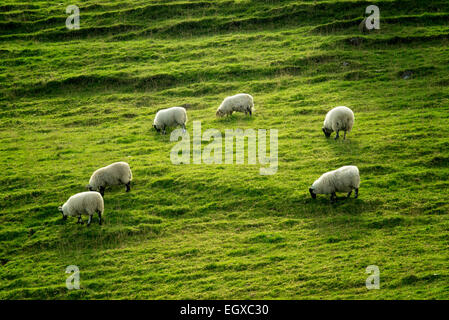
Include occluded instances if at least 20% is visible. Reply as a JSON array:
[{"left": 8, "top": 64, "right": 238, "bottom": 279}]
[
  {"left": 153, "top": 106, "right": 187, "bottom": 135},
  {"left": 322, "top": 106, "right": 354, "bottom": 140},
  {"left": 309, "top": 165, "right": 360, "bottom": 203},
  {"left": 216, "top": 93, "right": 254, "bottom": 117},
  {"left": 58, "top": 191, "right": 104, "bottom": 226},
  {"left": 87, "top": 162, "right": 132, "bottom": 197},
  {"left": 359, "top": 18, "right": 370, "bottom": 34}
]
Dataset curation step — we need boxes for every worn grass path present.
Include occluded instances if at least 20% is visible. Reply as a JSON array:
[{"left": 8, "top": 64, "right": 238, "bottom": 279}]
[{"left": 0, "top": 0, "right": 448, "bottom": 299}]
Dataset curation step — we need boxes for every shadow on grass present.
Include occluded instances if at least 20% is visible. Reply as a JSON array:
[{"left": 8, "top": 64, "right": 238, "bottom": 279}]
[
  {"left": 301, "top": 195, "right": 383, "bottom": 216},
  {"left": 215, "top": 114, "right": 256, "bottom": 123},
  {"left": 324, "top": 135, "right": 362, "bottom": 148}
]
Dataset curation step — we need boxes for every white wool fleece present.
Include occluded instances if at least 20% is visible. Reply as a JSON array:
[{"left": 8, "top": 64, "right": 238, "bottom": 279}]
[
  {"left": 153, "top": 106, "right": 187, "bottom": 130},
  {"left": 88, "top": 162, "right": 132, "bottom": 190},
  {"left": 216, "top": 93, "right": 254, "bottom": 116},
  {"left": 61, "top": 191, "right": 104, "bottom": 217},
  {"left": 311, "top": 165, "right": 360, "bottom": 194},
  {"left": 323, "top": 106, "right": 354, "bottom": 134}
]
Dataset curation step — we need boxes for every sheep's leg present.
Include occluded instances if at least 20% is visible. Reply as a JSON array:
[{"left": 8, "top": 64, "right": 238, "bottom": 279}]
[
  {"left": 330, "top": 192, "right": 337, "bottom": 203},
  {"left": 334, "top": 130, "right": 340, "bottom": 140},
  {"left": 87, "top": 215, "right": 92, "bottom": 226},
  {"left": 99, "top": 186, "right": 105, "bottom": 197},
  {"left": 125, "top": 182, "right": 131, "bottom": 192},
  {"left": 344, "top": 131, "right": 347, "bottom": 140},
  {"left": 181, "top": 123, "right": 186, "bottom": 133},
  {"left": 249, "top": 108, "right": 252, "bottom": 116},
  {"left": 97, "top": 210, "right": 102, "bottom": 225},
  {"left": 355, "top": 188, "right": 359, "bottom": 199},
  {"left": 77, "top": 216, "right": 84, "bottom": 224},
  {"left": 347, "top": 190, "right": 352, "bottom": 198}
]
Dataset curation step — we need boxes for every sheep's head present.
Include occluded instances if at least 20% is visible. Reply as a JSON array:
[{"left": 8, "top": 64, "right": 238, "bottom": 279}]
[
  {"left": 322, "top": 127, "right": 332, "bottom": 138},
  {"left": 309, "top": 188, "right": 317, "bottom": 199},
  {"left": 216, "top": 110, "right": 225, "bottom": 117},
  {"left": 153, "top": 124, "right": 160, "bottom": 132},
  {"left": 58, "top": 206, "right": 67, "bottom": 220},
  {"left": 87, "top": 184, "right": 93, "bottom": 191}
]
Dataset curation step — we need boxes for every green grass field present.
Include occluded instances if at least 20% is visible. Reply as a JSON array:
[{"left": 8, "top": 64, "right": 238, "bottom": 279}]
[{"left": 1, "top": 0, "right": 448, "bottom": 299}]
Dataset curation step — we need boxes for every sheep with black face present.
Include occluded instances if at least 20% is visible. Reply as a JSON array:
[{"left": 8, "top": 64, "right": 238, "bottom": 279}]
[
  {"left": 216, "top": 93, "right": 254, "bottom": 117},
  {"left": 87, "top": 162, "right": 132, "bottom": 197},
  {"left": 59, "top": 191, "right": 104, "bottom": 226},
  {"left": 322, "top": 106, "right": 354, "bottom": 140},
  {"left": 309, "top": 165, "right": 360, "bottom": 203},
  {"left": 153, "top": 106, "right": 187, "bottom": 135}
]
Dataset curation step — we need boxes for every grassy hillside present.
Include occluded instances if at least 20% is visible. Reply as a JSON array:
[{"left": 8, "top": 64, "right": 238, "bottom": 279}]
[{"left": 0, "top": 0, "right": 448, "bottom": 299}]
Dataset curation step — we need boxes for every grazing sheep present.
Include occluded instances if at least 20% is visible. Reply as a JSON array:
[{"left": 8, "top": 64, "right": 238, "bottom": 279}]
[
  {"left": 153, "top": 106, "right": 187, "bottom": 134},
  {"left": 87, "top": 162, "right": 132, "bottom": 197},
  {"left": 309, "top": 165, "right": 360, "bottom": 203},
  {"left": 216, "top": 93, "right": 254, "bottom": 117},
  {"left": 322, "top": 106, "right": 354, "bottom": 140},
  {"left": 58, "top": 191, "right": 104, "bottom": 226},
  {"left": 359, "top": 18, "right": 370, "bottom": 34}
]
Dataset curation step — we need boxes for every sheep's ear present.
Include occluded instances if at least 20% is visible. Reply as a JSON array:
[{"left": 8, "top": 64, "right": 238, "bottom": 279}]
[{"left": 58, "top": 206, "right": 63, "bottom": 212}]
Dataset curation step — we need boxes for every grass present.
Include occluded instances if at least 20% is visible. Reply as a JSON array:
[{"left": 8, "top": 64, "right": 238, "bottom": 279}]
[{"left": 0, "top": 0, "right": 448, "bottom": 299}]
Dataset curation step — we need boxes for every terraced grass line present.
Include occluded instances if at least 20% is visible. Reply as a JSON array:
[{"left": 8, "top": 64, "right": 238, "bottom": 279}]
[{"left": 0, "top": 0, "right": 448, "bottom": 299}]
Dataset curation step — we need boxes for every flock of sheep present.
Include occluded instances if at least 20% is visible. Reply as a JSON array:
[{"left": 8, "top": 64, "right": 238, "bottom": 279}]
[
  {"left": 311, "top": 106, "right": 360, "bottom": 202},
  {"left": 58, "top": 94, "right": 359, "bottom": 226},
  {"left": 58, "top": 162, "right": 132, "bottom": 226}
]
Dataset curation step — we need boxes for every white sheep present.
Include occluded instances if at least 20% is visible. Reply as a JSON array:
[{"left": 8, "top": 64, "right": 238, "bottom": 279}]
[
  {"left": 322, "top": 106, "right": 354, "bottom": 140},
  {"left": 216, "top": 93, "right": 254, "bottom": 117},
  {"left": 58, "top": 191, "right": 104, "bottom": 226},
  {"left": 153, "top": 106, "right": 187, "bottom": 134},
  {"left": 87, "top": 162, "right": 132, "bottom": 197},
  {"left": 309, "top": 165, "right": 360, "bottom": 202}
]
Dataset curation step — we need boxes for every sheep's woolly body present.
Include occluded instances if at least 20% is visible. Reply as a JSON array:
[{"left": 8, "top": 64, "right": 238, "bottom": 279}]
[
  {"left": 88, "top": 162, "right": 132, "bottom": 190},
  {"left": 153, "top": 106, "right": 187, "bottom": 131},
  {"left": 311, "top": 166, "right": 360, "bottom": 194},
  {"left": 61, "top": 191, "right": 104, "bottom": 218},
  {"left": 323, "top": 106, "right": 354, "bottom": 135},
  {"left": 216, "top": 93, "right": 254, "bottom": 117}
]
